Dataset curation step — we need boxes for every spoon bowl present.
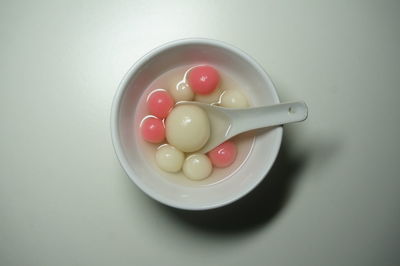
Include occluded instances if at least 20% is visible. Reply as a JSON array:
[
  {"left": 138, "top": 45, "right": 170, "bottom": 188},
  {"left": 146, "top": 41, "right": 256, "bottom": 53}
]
[{"left": 176, "top": 101, "right": 308, "bottom": 153}]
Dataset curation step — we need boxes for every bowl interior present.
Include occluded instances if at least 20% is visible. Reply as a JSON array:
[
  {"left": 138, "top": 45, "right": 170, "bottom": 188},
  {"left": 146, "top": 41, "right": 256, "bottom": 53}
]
[{"left": 112, "top": 40, "right": 282, "bottom": 210}]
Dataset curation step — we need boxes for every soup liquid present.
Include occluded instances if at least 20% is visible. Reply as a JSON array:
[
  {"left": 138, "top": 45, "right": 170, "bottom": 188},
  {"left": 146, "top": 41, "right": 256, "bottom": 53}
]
[{"left": 135, "top": 65, "right": 255, "bottom": 187}]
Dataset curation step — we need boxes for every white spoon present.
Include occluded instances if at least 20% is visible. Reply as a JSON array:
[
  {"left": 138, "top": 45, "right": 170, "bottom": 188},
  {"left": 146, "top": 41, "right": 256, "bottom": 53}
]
[{"left": 176, "top": 101, "right": 308, "bottom": 153}]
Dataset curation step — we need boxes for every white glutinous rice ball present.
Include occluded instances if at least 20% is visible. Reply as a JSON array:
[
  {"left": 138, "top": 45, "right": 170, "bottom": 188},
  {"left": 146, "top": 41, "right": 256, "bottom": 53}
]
[
  {"left": 166, "top": 105, "right": 210, "bottom": 153},
  {"left": 155, "top": 144, "right": 185, "bottom": 173},
  {"left": 183, "top": 153, "right": 213, "bottom": 180},
  {"left": 220, "top": 90, "right": 248, "bottom": 108},
  {"left": 169, "top": 81, "right": 194, "bottom": 102}
]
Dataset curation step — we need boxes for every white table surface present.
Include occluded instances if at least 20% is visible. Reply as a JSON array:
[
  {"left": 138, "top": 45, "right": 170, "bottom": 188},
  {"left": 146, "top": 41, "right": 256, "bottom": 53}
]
[{"left": 1, "top": 1, "right": 399, "bottom": 265}]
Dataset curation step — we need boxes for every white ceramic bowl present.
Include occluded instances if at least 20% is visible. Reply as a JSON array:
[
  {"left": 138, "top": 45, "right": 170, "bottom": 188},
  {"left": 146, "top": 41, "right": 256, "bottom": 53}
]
[{"left": 111, "top": 38, "right": 282, "bottom": 210}]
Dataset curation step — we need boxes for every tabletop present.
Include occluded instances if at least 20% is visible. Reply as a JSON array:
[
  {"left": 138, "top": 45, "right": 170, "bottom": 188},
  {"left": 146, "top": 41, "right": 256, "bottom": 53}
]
[{"left": 1, "top": 1, "right": 399, "bottom": 266}]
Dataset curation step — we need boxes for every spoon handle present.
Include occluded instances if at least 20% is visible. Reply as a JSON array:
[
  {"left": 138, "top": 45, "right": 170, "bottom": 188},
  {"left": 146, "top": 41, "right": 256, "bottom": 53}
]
[{"left": 228, "top": 101, "right": 308, "bottom": 136}]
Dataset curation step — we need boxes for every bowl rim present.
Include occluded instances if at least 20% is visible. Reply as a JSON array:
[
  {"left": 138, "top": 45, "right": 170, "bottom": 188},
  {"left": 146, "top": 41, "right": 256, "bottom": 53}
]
[{"left": 111, "top": 38, "right": 283, "bottom": 210}]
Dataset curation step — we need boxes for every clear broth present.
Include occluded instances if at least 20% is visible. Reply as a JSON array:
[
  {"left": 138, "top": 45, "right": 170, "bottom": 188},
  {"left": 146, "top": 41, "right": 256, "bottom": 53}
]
[{"left": 135, "top": 65, "right": 255, "bottom": 187}]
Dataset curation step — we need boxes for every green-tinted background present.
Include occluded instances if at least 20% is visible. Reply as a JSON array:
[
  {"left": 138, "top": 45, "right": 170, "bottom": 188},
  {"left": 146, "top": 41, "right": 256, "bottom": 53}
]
[{"left": 1, "top": 1, "right": 399, "bottom": 265}]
